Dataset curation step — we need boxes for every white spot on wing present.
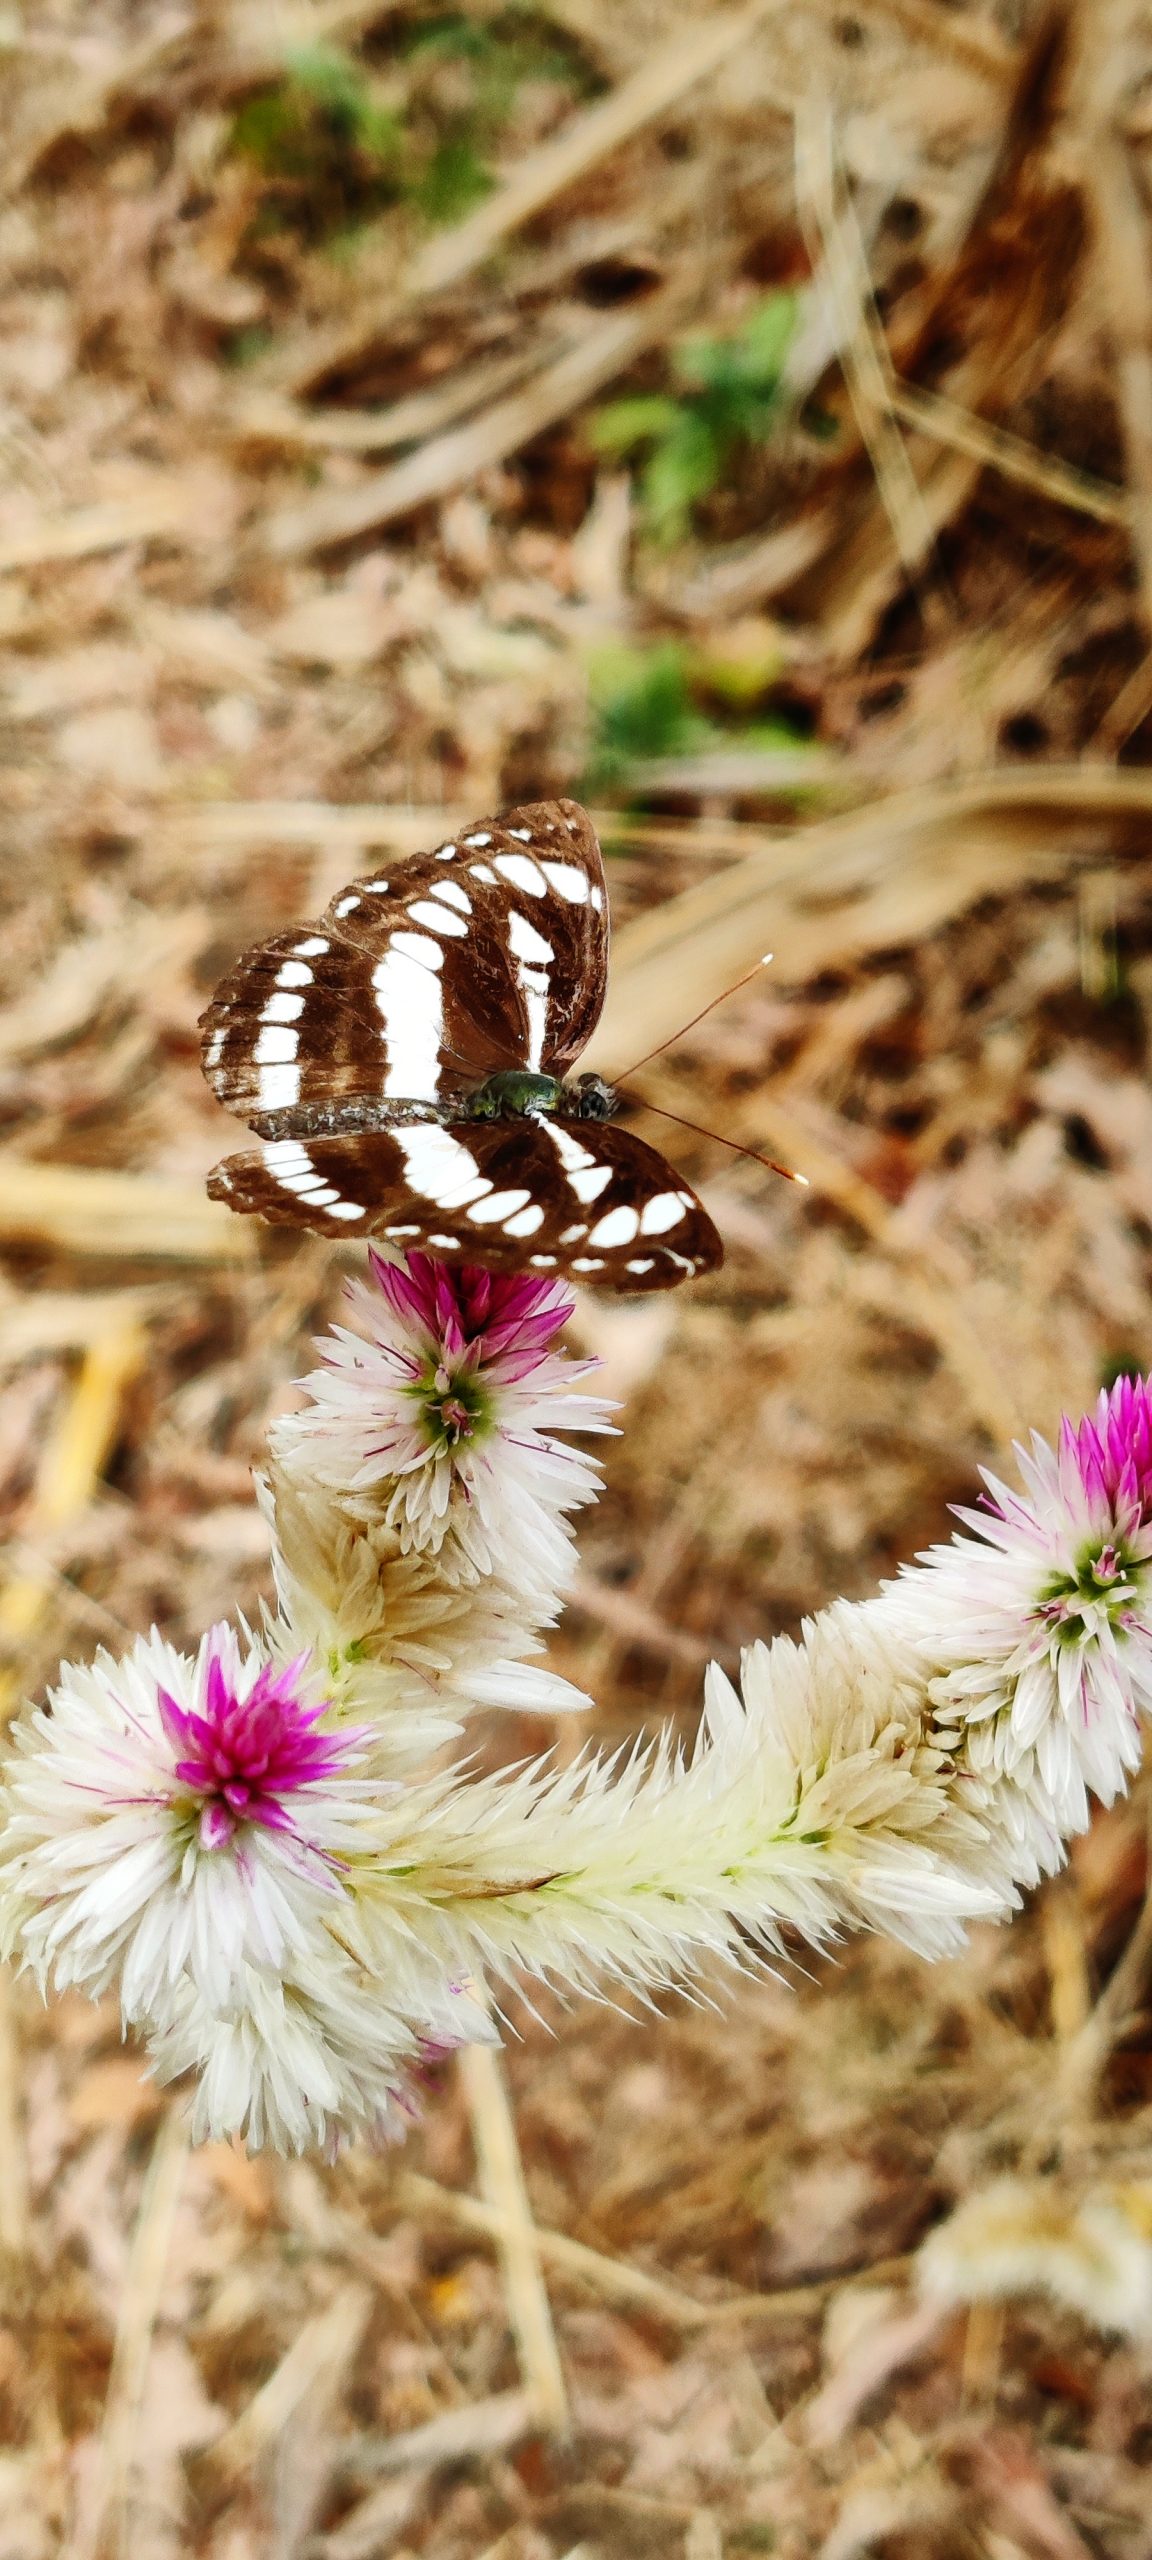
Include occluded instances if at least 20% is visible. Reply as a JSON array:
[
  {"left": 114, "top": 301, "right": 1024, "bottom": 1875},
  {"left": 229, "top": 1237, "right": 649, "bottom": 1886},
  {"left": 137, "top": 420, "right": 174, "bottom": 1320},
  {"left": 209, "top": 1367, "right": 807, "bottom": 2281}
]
[
  {"left": 276, "top": 960, "right": 313, "bottom": 988},
  {"left": 363, "top": 880, "right": 389, "bottom": 894},
  {"left": 395, "top": 1124, "right": 491, "bottom": 1208},
  {"left": 640, "top": 1192, "right": 688, "bottom": 1235},
  {"left": 541, "top": 859, "right": 590, "bottom": 903},
  {"left": 503, "top": 1202, "right": 545, "bottom": 1237},
  {"left": 263, "top": 1140, "right": 311, "bottom": 1171},
  {"left": 254, "top": 1024, "right": 298, "bottom": 1064},
  {"left": 261, "top": 990, "right": 305, "bottom": 1024},
  {"left": 294, "top": 936, "right": 329, "bottom": 956},
  {"left": 571, "top": 1257, "right": 604, "bottom": 1272},
  {"left": 408, "top": 898, "right": 468, "bottom": 936},
  {"left": 427, "top": 1232, "right": 461, "bottom": 1248},
  {"left": 494, "top": 853, "right": 546, "bottom": 895},
  {"left": 435, "top": 845, "right": 457, "bottom": 860},
  {"left": 543, "top": 1124, "right": 613, "bottom": 1203},
  {"left": 257, "top": 1062, "right": 301, "bottom": 1109},
  {"left": 464, "top": 831, "right": 492, "bottom": 847},
  {"left": 627, "top": 1257, "right": 656, "bottom": 1273},
  {"left": 430, "top": 878, "right": 471, "bottom": 913},
  {"left": 326, "top": 1200, "right": 366, "bottom": 1221},
  {"left": 466, "top": 1187, "right": 532, "bottom": 1225},
  {"left": 508, "top": 827, "right": 534, "bottom": 841},
  {"left": 507, "top": 912, "right": 553, "bottom": 964},
  {"left": 374, "top": 934, "right": 444, "bottom": 1098},
  {"left": 204, "top": 1030, "right": 224, "bottom": 1068},
  {"left": 334, "top": 895, "right": 361, "bottom": 916},
  {"left": 468, "top": 862, "right": 498, "bottom": 884},
  {"left": 588, "top": 1204, "right": 640, "bottom": 1247},
  {"left": 530, "top": 1253, "right": 557, "bottom": 1267},
  {"left": 590, "top": 886, "right": 604, "bottom": 913},
  {"left": 546, "top": 1125, "right": 596, "bottom": 1173}
]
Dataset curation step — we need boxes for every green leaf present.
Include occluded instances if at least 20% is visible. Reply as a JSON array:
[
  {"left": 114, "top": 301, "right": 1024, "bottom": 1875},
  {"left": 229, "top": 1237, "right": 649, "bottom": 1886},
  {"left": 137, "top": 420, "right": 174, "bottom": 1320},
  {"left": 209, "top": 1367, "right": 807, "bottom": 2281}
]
[
  {"left": 407, "top": 137, "right": 494, "bottom": 222},
  {"left": 588, "top": 396, "right": 682, "bottom": 457},
  {"left": 585, "top": 643, "right": 717, "bottom": 784},
  {"left": 641, "top": 411, "right": 721, "bottom": 543}
]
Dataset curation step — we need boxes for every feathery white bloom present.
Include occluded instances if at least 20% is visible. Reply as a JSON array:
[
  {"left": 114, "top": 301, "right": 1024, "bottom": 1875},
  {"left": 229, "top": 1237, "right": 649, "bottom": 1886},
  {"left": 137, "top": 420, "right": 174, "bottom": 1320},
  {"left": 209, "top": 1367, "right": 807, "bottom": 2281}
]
[
  {"left": 885, "top": 1373, "right": 1152, "bottom": 1849},
  {"left": 144, "top": 1951, "right": 494, "bottom": 2157},
  {"left": 0, "top": 1625, "right": 375, "bottom": 2020},
  {"left": 271, "top": 1252, "right": 613, "bottom": 1592}
]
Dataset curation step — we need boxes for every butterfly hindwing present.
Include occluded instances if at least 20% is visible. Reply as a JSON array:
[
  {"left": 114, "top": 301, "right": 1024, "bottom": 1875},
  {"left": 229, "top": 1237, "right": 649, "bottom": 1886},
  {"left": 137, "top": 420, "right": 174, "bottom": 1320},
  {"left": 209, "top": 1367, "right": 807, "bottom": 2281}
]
[
  {"left": 200, "top": 799, "right": 608, "bottom": 1121},
  {"left": 207, "top": 1120, "right": 722, "bottom": 1294}
]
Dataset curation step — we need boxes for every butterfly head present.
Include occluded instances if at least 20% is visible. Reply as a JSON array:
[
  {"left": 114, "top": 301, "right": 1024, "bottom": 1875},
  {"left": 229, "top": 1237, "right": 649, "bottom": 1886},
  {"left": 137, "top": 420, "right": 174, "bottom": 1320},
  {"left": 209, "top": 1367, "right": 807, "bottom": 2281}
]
[{"left": 567, "top": 1073, "right": 618, "bottom": 1122}]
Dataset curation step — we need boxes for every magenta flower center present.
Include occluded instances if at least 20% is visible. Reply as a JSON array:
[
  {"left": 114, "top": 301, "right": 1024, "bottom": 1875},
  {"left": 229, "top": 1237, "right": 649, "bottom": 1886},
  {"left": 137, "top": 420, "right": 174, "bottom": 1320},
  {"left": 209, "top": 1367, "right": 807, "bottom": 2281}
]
[{"left": 158, "top": 1650, "right": 353, "bottom": 1850}]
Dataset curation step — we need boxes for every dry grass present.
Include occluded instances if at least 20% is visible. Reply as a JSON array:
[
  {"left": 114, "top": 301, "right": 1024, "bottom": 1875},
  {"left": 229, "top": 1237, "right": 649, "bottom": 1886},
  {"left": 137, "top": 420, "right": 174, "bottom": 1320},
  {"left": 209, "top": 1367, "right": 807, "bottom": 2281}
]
[{"left": 3, "top": 0, "right": 1152, "bottom": 2551}]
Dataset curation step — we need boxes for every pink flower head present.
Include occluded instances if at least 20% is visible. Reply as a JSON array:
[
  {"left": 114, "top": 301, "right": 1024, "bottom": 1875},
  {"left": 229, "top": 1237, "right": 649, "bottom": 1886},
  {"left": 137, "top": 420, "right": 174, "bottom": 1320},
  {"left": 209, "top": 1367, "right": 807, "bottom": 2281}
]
[
  {"left": 369, "top": 1250, "right": 576, "bottom": 1384},
  {"left": 158, "top": 1641, "right": 360, "bottom": 1850},
  {"left": 891, "top": 1373, "right": 1152, "bottom": 1838},
  {"left": 1061, "top": 1370, "right": 1152, "bottom": 1533},
  {"left": 276, "top": 1249, "right": 614, "bottom": 1568}
]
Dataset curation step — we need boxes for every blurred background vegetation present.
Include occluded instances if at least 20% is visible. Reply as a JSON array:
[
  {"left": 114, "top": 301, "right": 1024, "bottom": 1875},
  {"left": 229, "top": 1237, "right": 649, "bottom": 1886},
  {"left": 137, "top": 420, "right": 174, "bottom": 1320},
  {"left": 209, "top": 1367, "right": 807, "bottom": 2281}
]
[{"left": 3, "top": 2, "right": 1152, "bottom": 2554}]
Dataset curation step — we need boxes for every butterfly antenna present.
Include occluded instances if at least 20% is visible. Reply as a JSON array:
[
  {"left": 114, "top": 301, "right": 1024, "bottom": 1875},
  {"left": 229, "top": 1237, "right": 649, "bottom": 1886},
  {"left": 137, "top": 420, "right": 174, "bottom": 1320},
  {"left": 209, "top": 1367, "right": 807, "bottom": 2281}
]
[
  {"left": 617, "top": 1089, "right": 808, "bottom": 1187},
  {"left": 613, "top": 954, "right": 776, "bottom": 1081}
]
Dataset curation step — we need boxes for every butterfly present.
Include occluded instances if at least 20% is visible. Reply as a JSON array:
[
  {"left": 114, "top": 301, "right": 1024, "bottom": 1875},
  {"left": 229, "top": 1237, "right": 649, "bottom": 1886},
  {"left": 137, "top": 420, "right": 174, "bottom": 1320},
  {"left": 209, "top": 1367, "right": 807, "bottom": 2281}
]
[{"left": 200, "top": 798, "right": 723, "bottom": 1293}]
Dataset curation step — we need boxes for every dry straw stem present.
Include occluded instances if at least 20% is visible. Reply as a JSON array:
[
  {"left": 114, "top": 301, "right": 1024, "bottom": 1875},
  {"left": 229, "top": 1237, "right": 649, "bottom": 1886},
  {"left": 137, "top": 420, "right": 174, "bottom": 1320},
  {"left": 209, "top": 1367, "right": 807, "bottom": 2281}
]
[
  {"left": 460, "top": 2042, "right": 570, "bottom": 2438},
  {"left": 884, "top": 379, "right": 1130, "bottom": 531},
  {"left": 860, "top": 0, "right": 1014, "bottom": 76},
  {"left": 0, "top": 488, "right": 203, "bottom": 576},
  {"left": 340, "top": 2387, "right": 538, "bottom": 2480},
  {"left": 582, "top": 767, "right": 1152, "bottom": 1077},
  {"left": 391, "top": 2172, "right": 912, "bottom": 2331},
  {"left": 0, "top": 1971, "right": 28, "bottom": 2260},
  {"left": 0, "top": 1318, "right": 147, "bottom": 1722},
  {"left": 0, "top": 1289, "right": 160, "bottom": 1372},
  {"left": 1058, "top": 1813, "right": 1152, "bottom": 2118},
  {"left": 0, "top": 1160, "right": 251, "bottom": 1263},
  {"left": 74, "top": 2109, "right": 189, "bottom": 2560},
  {"left": 795, "top": 97, "right": 937, "bottom": 589},
  {"left": 228, "top": 345, "right": 546, "bottom": 459},
  {"left": 1077, "top": 3, "right": 1152, "bottom": 627},
  {"left": 262, "top": 290, "right": 697, "bottom": 557},
  {"left": 209, "top": 2284, "right": 374, "bottom": 2490}
]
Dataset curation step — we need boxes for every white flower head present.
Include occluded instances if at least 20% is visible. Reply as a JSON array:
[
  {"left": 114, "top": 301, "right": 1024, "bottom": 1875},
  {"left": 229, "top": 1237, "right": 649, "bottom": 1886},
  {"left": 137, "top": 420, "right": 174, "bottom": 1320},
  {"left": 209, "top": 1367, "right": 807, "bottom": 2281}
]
[
  {"left": 271, "top": 1249, "right": 614, "bottom": 1583},
  {"left": 144, "top": 1952, "right": 494, "bottom": 2157},
  {"left": 886, "top": 1372, "right": 1152, "bottom": 1843},
  {"left": 0, "top": 1623, "right": 374, "bottom": 2021}
]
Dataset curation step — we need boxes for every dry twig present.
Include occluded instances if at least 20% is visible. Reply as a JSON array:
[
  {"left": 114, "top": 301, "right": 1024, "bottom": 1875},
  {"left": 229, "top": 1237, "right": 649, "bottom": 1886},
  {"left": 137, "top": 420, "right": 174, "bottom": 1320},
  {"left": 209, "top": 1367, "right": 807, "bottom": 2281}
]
[{"left": 460, "top": 2043, "right": 570, "bottom": 2437}]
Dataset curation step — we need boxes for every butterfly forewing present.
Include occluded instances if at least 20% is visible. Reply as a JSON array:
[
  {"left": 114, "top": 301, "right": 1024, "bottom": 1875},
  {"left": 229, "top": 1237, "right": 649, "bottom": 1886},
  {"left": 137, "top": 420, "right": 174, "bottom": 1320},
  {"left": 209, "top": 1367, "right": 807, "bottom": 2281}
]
[
  {"left": 207, "top": 1121, "right": 722, "bottom": 1294},
  {"left": 200, "top": 798, "right": 608, "bottom": 1121}
]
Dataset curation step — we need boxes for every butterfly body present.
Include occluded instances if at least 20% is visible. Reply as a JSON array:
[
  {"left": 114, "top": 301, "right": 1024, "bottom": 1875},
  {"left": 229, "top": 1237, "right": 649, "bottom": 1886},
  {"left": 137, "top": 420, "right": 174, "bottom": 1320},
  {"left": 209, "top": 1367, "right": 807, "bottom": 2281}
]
[{"left": 200, "top": 800, "right": 723, "bottom": 1293}]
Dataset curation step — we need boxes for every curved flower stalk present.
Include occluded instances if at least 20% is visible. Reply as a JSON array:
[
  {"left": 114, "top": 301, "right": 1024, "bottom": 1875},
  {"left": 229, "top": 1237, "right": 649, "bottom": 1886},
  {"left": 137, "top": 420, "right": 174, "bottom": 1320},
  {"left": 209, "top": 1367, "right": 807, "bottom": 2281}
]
[
  {"left": 3, "top": 1243, "right": 1151, "bottom": 2156},
  {"left": 351, "top": 1604, "right": 1011, "bottom": 2009}
]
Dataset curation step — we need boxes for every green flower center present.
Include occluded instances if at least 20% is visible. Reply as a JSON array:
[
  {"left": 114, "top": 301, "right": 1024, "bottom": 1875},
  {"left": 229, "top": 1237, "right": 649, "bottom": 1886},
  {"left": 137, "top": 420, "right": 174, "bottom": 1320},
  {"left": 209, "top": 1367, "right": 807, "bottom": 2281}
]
[
  {"left": 408, "top": 1358, "right": 491, "bottom": 1455},
  {"left": 1035, "top": 1540, "right": 1140, "bottom": 1643}
]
